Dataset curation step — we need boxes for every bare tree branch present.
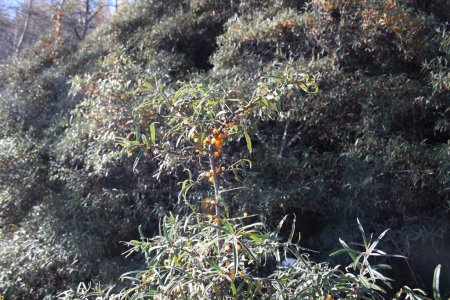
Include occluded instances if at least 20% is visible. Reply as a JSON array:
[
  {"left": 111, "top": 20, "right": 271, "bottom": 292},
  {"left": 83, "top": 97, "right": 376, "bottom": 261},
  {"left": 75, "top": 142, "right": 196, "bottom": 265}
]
[{"left": 14, "top": 0, "right": 33, "bottom": 57}]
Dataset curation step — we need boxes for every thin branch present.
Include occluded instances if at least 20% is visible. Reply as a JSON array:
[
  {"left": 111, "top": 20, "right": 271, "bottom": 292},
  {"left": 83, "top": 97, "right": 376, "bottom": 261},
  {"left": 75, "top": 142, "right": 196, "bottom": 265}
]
[
  {"left": 209, "top": 152, "right": 221, "bottom": 216},
  {"left": 277, "top": 120, "right": 290, "bottom": 160},
  {"left": 14, "top": 0, "right": 33, "bottom": 57}
]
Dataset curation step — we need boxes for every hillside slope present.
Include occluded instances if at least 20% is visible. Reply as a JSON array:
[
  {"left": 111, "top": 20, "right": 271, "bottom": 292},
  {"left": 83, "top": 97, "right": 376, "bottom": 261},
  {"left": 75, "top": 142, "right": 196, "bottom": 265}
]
[{"left": 0, "top": 0, "right": 449, "bottom": 298}]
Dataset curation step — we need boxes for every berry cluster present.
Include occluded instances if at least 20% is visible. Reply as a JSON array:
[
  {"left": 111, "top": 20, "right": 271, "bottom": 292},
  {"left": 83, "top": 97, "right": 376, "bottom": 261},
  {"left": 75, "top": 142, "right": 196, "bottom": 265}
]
[{"left": 202, "top": 126, "right": 231, "bottom": 159}]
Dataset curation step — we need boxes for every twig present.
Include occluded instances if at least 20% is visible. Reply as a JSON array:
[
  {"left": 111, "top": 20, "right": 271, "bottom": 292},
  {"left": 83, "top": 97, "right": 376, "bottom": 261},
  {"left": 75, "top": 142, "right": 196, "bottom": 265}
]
[{"left": 278, "top": 120, "right": 290, "bottom": 160}]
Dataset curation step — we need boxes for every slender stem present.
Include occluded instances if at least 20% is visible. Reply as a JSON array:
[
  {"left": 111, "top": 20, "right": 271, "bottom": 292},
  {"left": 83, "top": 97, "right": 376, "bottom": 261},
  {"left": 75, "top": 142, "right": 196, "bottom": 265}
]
[
  {"left": 15, "top": 0, "right": 33, "bottom": 57},
  {"left": 278, "top": 120, "right": 290, "bottom": 160},
  {"left": 208, "top": 151, "right": 222, "bottom": 255},
  {"left": 209, "top": 152, "right": 221, "bottom": 216}
]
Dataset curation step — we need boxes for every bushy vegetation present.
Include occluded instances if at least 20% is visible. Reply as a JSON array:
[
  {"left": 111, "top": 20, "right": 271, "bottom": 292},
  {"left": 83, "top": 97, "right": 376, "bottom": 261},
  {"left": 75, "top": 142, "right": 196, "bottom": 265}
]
[{"left": 0, "top": 0, "right": 448, "bottom": 299}]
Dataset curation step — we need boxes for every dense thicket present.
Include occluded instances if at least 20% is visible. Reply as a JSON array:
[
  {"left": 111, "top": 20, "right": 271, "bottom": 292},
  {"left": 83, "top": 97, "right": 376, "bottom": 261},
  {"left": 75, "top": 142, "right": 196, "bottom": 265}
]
[{"left": 0, "top": 0, "right": 448, "bottom": 298}]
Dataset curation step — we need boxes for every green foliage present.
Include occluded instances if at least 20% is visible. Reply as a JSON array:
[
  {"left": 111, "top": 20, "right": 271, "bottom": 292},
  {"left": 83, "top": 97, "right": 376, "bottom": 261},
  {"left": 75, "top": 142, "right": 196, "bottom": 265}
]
[
  {"left": 0, "top": 0, "right": 449, "bottom": 298},
  {"left": 115, "top": 72, "right": 316, "bottom": 191},
  {"left": 0, "top": 219, "right": 71, "bottom": 298},
  {"left": 0, "top": 134, "right": 47, "bottom": 225},
  {"left": 59, "top": 216, "right": 433, "bottom": 299}
]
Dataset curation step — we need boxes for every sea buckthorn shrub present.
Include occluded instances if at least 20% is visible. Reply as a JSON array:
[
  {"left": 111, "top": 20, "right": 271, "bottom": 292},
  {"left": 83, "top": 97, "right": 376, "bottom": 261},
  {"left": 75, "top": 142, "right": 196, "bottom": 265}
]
[
  {"left": 59, "top": 75, "right": 441, "bottom": 300},
  {"left": 211, "top": 0, "right": 439, "bottom": 80},
  {"left": 0, "top": 135, "right": 46, "bottom": 226},
  {"left": 0, "top": 0, "right": 449, "bottom": 298},
  {"left": 211, "top": 7, "right": 308, "bottom": 78},
  {"left": 208, "top": 0, "right": 449, "bottom": 291},
  {"left": 60, "top": 215, "right": 424, "bottom": 300},
  {"left": 0, "top": 216, "right": 77, "bottom": 299},
  {"left": 106, "top": 0, "right": 237, "bottom": 78},
  {"left": 0, "top": 36, "right": 73, "bottom": 137},
  {"left": 0, "top": 1, "right": 236, "bottom": 296}
]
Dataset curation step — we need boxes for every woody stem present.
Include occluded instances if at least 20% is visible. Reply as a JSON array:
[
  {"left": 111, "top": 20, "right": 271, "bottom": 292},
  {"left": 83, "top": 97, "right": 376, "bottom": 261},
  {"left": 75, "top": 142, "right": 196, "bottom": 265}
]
[{"left": 209, "top": 152, "right": 221, "bottom": 216}]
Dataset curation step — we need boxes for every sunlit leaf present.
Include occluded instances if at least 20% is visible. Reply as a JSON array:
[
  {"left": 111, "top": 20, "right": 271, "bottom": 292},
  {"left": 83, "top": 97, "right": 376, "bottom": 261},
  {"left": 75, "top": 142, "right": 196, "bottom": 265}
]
[
  {"left": 433, "top": 264, "right": 442, "bottom": 300},
  {"left": 244, "top": 131, "right": 252, "bottom": 153},
  {"left": 150, "top": 122, "right": 156, "bottom": 145}
]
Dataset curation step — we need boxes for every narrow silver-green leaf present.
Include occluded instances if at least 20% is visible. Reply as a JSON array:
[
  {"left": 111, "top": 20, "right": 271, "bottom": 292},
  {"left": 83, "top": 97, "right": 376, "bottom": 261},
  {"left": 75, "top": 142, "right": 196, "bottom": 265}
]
[
  {"left": 150, "top": 122, "right": 156, "bottom": 145},
  {"left": 357, "top": 218, "right": 368, "bottom": 247},
  {"left": 231, "top": 281, "right": 237, "bottom": 297},
  {"left": 244, "top": 131, "right": 252, "bottom": 153},
  {"left": 142, "top": 134, "right": 149, "bottom": 147},
  {"left": 133, "top": 149, "right": 145, "bottom": 173},
  {"left": 135, "top": 124, "right": 141, "bottom": 142},
  {"left": 433, "top": 264, "right": 442, "bottom": 300}
]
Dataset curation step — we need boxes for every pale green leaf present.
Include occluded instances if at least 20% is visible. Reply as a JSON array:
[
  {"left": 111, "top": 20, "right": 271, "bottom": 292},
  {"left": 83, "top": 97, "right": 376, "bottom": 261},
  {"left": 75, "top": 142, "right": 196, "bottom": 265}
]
[
  {"left": 433, "top": 264, "right": 442, "bottom": 300},
  {"left": 244, "top": 132, "right": 252, "bottom": 153},
  {"left": 150, "top": 122, "right": 156, "bottom": 145}
]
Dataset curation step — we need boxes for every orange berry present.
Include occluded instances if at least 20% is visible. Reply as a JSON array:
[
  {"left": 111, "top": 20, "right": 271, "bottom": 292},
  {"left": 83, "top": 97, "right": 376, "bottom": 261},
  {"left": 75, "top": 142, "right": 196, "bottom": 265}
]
[
  {"left": 209, "top": 177, "right": 215, "bottom": 183},
  {"left": 207, "top": 214, "right": 213, "bottom": 220},
  {"left": 218, "top": 133, "right": 224, "bottom": 140},
  {"left": 214, "top": 217, "right": 220, "bottom": 225},
  {"left": 243, "top": 212, "right": 248, "bottom": 218},
  {"left": 236, "top": 244, "right": 242, "bottom": 251},
  {"left": 221, "top": 166, "right": 226, "bottom": 171},
  {"left": 225, "top": 261, "right": 231, "bottom": 267},
  {"left": 213, "top": 151, "right": 220, "bottom": 158},
  {"left": 223, "top": 129, "right": 229, "bottom": 136},
  {"left": 325, "top": 294, "right": 332, "bottom": 300},
  {"left": 224, "top": 245, "right": 231, "bottom": 252},
  {"left": 214, "top": 167, "right": 221, "bottom": 174},
  {"left": 213, "top": 129, "right": 219, "bottom": 135},
  {"left": 227, "top": 122, "right": 234, "bottom": 128},
  {"left": 204, "top": 137, "right": 211, "bottom": 143},
  {"left": 214, "top": 139, "right": 222, "bottom": 148},
  {"left": 229, "top": 268, "right": 235, "bottom": 280}
]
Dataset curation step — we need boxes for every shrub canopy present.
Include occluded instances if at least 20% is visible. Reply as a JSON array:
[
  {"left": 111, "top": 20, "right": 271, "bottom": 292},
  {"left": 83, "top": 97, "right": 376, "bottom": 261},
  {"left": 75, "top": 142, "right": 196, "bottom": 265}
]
[{"left": 0, "top": 0, "right": 448, "bottom": 298}]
